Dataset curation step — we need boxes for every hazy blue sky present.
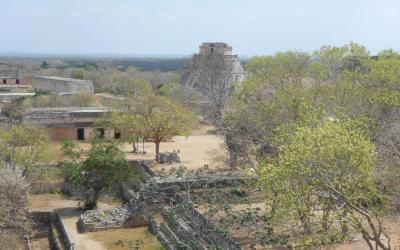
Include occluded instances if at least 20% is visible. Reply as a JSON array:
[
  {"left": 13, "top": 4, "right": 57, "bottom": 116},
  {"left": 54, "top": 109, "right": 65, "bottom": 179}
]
[{"left": 1, "top": 0, "right": 400, "bottom": 56}]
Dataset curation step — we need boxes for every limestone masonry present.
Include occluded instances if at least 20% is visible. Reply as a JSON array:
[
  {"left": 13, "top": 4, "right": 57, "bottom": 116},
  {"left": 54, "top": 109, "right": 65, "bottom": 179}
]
[
  {"left": 32, "top": 76, "right": 94, "bottom": 94},
  {"left": 181, "top": 42, "right": 246, "bottom": 88}
]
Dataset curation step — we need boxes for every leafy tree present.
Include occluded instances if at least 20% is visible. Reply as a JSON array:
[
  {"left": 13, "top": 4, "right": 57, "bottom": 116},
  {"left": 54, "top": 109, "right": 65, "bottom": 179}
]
[
  {"left": 62, "top": 140, "right": 136, "bottom": 209},
  {"left": 106, "top": 109, "right": 142, "bottom": 153},
  {"left": 158, "top": 82, "right": 202, "bottom": 114},
  {"left": 246, "top": 51, "right": 310, "bottom": 88},
  {"left": 107, "top": 93, "right": 196, "bottom": 161},
  {"left": 71, "top": 68, "right": 86, "bottom": 79},
  {"left": 258, "top": 121, "right": 391, "bottom": 249},
  {"left": 0, "top": 125, "right": 53, "bottom": 181},
  {"left": 137, "top": 94, "right": 196, "bottom": 161},
  {"left": 40, "top": 61, "right": 49, "bottom": 69},
  {"left": 103, "top": 79, "right": 153, "bottom": 96}
]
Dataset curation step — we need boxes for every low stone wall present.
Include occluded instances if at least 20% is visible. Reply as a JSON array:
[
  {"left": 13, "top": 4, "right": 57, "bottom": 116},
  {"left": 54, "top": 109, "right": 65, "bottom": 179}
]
[
  {"left": 49, "top": 218, "right": 62, "bottom": 250},
  {"left": 128, "top": 160, "right": 156, "bottom": 181},
  {"left": 29, "top": 212, "right": 51, "bottom": 239},
  {"left": 149, "top": 217, "right": 178, "bottom": 250},
  {"left": 30, "top": 211, "right": 51, "bottom": 223},
  {"left": 121, "top": 183, "right": 140, "bottom": 202},
  {"left": 57, "top": 214, "right": 76, "bottom": 250},
  {"left": 155, "top": 172, "right": 253, "bottom": 191},
  {"left": 63, "top": 182, "right": 120, "bottom": 198},
  {"left": 30, "top": 181, "right": 63, "bottom": 194}
]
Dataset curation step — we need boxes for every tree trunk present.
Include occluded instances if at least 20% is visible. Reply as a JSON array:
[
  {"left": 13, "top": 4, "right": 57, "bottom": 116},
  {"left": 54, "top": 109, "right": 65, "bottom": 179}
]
[
  {"left": 155, "top": 142, "right": 160, "bottom": 162},
  {"left": 299, "top": 212, "right": 312, "bottom": 234},
  {"left": 322, "top": 205, "right": 331, "bottom": 231},
  {"left": 132, "top": 140, "right": 137, "bottom": 153},
  {"left": 340, "top": 209, "right": 349, "bottom": 235}
]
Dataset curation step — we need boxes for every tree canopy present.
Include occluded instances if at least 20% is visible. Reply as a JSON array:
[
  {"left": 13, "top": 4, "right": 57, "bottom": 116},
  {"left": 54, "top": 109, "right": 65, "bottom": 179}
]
[{"left": 62, "top": 139, "right": 136, "bottom": 209}]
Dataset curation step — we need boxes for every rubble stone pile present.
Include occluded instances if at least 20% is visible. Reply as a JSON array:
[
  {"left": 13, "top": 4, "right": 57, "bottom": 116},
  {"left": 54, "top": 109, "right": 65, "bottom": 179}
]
[
  {"left": 158, "top": 150, "right": 181, "bottom": 164},
  {"left": 79, "top": 205, "right": 133, "bottom": 232}
]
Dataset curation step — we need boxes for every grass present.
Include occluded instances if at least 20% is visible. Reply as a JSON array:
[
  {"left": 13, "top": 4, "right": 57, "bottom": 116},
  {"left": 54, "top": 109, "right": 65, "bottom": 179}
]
[{"left": 85, "top": 227, "right": 163, "bottom": 250}]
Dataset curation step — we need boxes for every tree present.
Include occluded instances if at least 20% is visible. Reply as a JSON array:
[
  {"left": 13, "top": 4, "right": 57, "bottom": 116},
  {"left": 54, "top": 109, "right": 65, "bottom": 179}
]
[
  {"left": 258, "top": 121, "right": 391, "bottom": 249},
  {"left": 107, "top": 110, "right": 142, "bottom": 153},
  {"left": 137, "top": 94, "right": 196, "bottom": 162},
  {"left": 40, "top": 61, "right": 49, "bottom": 69},
  {"left": 62, "top": 139, "right": 136, "bottom": 209},
  {"left": 181, "top": 52, "right": 246, "bottom": 125},
  {"left": 0, "top": 125, "right": 53, "bottom": 240},
  {"left": 246, "top": 51, "right": 310, "bottom": 88},
  {"left": 158, "top": 82, "right": 203, "bottom": 114},
  {"left": 0, "top": 125, "right": 53, "bottom": 182},
  {"left": 103, "top": 79, "right": 153, "bottom": 96}
]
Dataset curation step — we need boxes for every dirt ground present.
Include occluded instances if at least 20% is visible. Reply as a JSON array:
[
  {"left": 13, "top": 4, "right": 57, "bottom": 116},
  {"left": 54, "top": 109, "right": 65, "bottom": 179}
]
[
  {"left": 59, "top": 125, "right": 230, "bottom": 171},
  {"left": 31, "top": 238, "right": 51, "bottom": 250},
  {"left": 124, "top": 125, "right": 229, "bottom": 171},
  {"left": 329, "top": 217, "right": 400, "bottom": 250},
  {"left": 29, "top": 193, "right": 121, "bottom": 212},
  {"left": 62, "top": 217, "right": 161, "bottom": 250},
  {"left": 124, "top": 134, "right": 229, "bottom": 171}
]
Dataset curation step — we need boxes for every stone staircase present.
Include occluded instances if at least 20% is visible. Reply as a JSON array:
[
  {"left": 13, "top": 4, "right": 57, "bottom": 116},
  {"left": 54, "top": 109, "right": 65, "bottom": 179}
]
[{"left": 149, "top": 205, "right": 242, "bottom": 250}]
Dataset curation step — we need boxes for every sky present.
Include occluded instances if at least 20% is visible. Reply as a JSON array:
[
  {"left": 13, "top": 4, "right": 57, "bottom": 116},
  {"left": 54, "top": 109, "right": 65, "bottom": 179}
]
[{"left": 1, "top": 0, "right": 400, "bottom": 56}]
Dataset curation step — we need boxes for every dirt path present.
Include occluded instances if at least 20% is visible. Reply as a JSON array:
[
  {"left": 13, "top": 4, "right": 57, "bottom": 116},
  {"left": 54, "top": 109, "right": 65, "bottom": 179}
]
[
  {"left": 124, "top": 134, "right": 229, "bottom": 171},
  {"left": 62, "top": 217, "right": 106, "bottom": 250}
]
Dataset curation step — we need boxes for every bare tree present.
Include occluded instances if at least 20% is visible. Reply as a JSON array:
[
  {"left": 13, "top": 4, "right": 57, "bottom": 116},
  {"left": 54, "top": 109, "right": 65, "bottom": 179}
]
[
  {"left": 0, "top": 167, "right": 29, "bottom": 233},
  {"left": 181, "top": 52, "right": 246, "bottom": 126}
]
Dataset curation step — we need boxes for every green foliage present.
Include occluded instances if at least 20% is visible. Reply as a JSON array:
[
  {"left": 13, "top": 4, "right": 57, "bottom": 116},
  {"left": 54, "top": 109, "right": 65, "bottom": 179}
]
[
  {"left": 71, "top": 68, "right": 86, "bottom": 79},
  {"left": 223, "top": 42, "right": 399, "bottom": 248},
  {"left": 108, "top": 93, "right": 196, "bottom": 161},
  {"left": 158, "top": 83, "right": 202, "bottom": 114},
  {"left": 258, "top": 121, "right": 385, "bottom": 245},
  {"left": 246, "top": 51, "right": 310, "bottom": 87},
  {"left": 40, "top": 61, "right": 49, "bottom": 69},
  {"left": 0, "top": 125, "right": 53, "bottom": 178},
  {"left": 102, "top": 79, "right": 153, "bottom": 96},
  {"left": 139, "top": 94, "right": 196, "bottom": 160},
  {"left": 62, "top": 140, "right": 136, "bottom": 209}
]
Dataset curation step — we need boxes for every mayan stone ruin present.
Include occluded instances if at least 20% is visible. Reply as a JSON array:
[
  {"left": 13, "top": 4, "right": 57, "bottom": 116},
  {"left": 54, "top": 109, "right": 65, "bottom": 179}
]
[
  {"left": 32, "top": 76, "right": 94, "bottom": 94},
  {"left": 181, "top": 42, "right": 246, "bottom": 92}
]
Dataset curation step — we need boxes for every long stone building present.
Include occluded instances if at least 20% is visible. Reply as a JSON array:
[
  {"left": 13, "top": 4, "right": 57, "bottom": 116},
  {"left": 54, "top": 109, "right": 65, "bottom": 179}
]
[
  {"left": 32, "top": 76, "right": 94, "bottom": 94},
  {"left": 0, "top": 63, "right": 31, "bottom": 84},
  {"left": 22, "top": 107, "right": 118, "bottom": 141}
]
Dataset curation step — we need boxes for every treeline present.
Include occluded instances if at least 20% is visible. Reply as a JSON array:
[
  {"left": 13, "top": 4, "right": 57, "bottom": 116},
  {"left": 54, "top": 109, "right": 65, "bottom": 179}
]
[
  {"left": 60, "top": 57, "right": 189, "bottom": 72},
  {"left": 38, "top": 65, "right": 179, "bottom": 93}
]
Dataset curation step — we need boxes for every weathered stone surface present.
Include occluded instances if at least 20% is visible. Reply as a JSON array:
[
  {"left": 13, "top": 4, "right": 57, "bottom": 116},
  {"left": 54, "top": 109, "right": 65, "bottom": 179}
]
[
  {"left": 79, "top": 205, "right": 133, "bottom": 232},
  {"left": 181, "top": 42, "right": 246, "bottom": 91},
  {"left": 32, "top": 76, "right": 94, "bottom": 94},
  {"left": 130, "top": 210, "right": 149, "bottom": 227},
  {"left": 158, "top": 151, "right": 181, "bottom": 164}
]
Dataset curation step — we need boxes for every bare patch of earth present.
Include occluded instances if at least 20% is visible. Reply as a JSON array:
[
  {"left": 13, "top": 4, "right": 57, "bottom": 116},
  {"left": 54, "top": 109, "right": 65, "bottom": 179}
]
[
  {"left": 29, "top": 193, "right": 121, "bottom": 212},
  {"left": 62, "top": 217, "right": 162, "bottom": 250}
]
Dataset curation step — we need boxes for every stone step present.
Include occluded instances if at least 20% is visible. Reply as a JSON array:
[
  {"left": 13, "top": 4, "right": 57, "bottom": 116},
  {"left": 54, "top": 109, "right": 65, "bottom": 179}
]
[{"left": 159, "top": 223, "right": 181, "bottom": 249}]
